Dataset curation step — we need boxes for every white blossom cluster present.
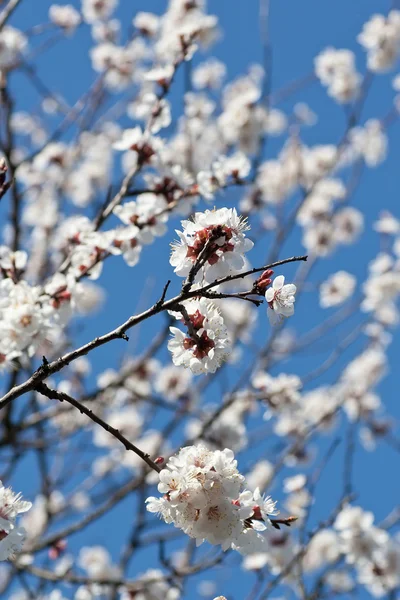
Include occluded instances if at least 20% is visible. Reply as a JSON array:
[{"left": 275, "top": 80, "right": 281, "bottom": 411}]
[
  {"left": 0, "top": 246, "right": 102, "bottom": 369},
  {"left": 243, "top": 503, "right": 400, "bottom": 597},
  {"left": 358, "top": 10, "right": 400, "bottom": 72},
  {"left": 320, "top": 270, "right": 356, "bottom": 308},
  {"left": 170, "top": 208, "right": 253, "bottom": 282},
  {"left": 304, "top": 506, "right": 400, "bottom": 597},
  {"left": 168, "top": 298, "right": 231, "bottom": 374},
  {"left": 315, "top": 47, "right": 361, "bottom": 103},
  {"left": 146, "top": 444, "right": 278, "bottom": 554},
  {"left": 0, "top": 481, "right": 31, "bottom": 561}
]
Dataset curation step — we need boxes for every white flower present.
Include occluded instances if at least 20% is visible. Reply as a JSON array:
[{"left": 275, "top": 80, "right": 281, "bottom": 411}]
[
  {"left": 303, "top": 529, "right": 341, "bottom": 572},
  {"left": 265, "top": 276, "right": 297, "bottom": 325},
  {"left": 130, "top": 93, "right": 172, "bottom": 133},
  {"left": 349, "top": 120, "right": 387, "bottom": 167},
  {"left": 112, "top": 127, "right": 144, "bottom": 152},
  {"left": 170, "top": 208, "right": 253, "bottom": 283},
  {"left": 315, "top": 47, "right": 361, "bottom": 103},
  {"left": 114, "top": 193, "right": 168, "bottom": 244},
  {"left": 0, "top": 481, "right": 31, "bottom": 561},
  {"left": 49, "top": 5, "right": 81, "bottom": 34},
  {"left": 325, "top": 570, "right": 354, "bottom": 593},
  {"left": 154, "top": 364, "right": 192, "bottom": 402},
  {"left": 0, "top": 527, "right": 27, "bottom": 561},
  {"left": 145, "top": 64, "right": 174, "bottom": 85},
  {"left": 133, "top": 12, "right": 160, "bottom": 37},
  {"left": 320, "top": 271, "right": 356, "bottom": 308},
  {"left": 283, "top": 474, "right": 307, "bottom": 494},
  {"left": 0, "top": 277, "right": 73, "bottom": 365},
  {"left": 78, "top": 545, "right": 120, "bottom": 580},
  {"left": 0, "top": 483, "right": 31, "bottom": 521},
  {"left": 113, "top": 127, "right": 163, "bottom": 169},
  {"left": 0, "top": 26, "right": 27, "bottom": 69},
  {"left": 252, "top": 371, "right": 302, "bottom": 410},
  {"left": 168, "top": 299, "right": 230, "bottom": 374},
  {"left": 120, "top": 568, "right": 180, "bottom": 600},
  {"left": 357, "top": 539, "right": 400, "bottom": 596},
  {"left": 334, "top": 208, "right": 364, "bottom": 246},
  {"left": 157, "top": 469, "right": 186, "bottom": 504},
  {"left": 373, "top": 211, "right": 400, "bottom": 235},
  {"left": 111, "top": 225, "right": 142, "bottom": 267},
  {"left": 82, "top": 0, "right": 117, "bottom": 24},
  {"left": 358, "top": 11, "right": 400, "bottom": 72},
  {"left": 238, "top": 488, "right": 278, "bottom": 531},
  {"left": 0, "top": 247, "right": 27, "bottom": 273},
  {"left": 216, "top": 152, "right": 251, "bottom": 180},
  {"left": 334, "top": 505, "right": 389, "bottom": 566},
  {"left": 192, "top": 58, "right": 226, "bottom": 89}
]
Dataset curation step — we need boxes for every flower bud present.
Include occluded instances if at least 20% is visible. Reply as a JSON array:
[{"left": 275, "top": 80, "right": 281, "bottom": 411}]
[{"left": 254, "top": 269, "right": 274, "bottom": 291}]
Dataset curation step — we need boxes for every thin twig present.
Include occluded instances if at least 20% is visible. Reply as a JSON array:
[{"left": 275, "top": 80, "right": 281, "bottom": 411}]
[{"left": 35, "top": 382, "right": 161, "bottom": 473}]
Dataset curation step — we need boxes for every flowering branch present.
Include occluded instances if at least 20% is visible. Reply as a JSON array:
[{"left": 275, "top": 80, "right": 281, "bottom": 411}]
[{"left": 0, "top": 254, "right": 306, "bottom": 410}]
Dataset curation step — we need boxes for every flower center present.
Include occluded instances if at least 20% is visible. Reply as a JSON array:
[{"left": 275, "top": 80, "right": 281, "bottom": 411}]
[
  {"left": 183, "top": 331, "right": 215, "bottom": 359},
  {"left": 186, "top": 225, "right": 234, "bottom": 265},
  {"left": 20, "top": 314, "right": 32, "bottom": 327}
]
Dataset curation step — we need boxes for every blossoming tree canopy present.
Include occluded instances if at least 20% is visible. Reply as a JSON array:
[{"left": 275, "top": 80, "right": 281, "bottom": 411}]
[{"left": 0, "top": 0, "right": 399, "bottom": 599}]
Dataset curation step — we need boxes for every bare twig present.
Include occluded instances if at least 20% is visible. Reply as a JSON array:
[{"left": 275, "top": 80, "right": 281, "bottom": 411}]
[
  {"left": 0, "top": 0, "right": 22, "bottom": 30},
  {"left": 35, "top": 382, "right": 161, "bottom": 473}
]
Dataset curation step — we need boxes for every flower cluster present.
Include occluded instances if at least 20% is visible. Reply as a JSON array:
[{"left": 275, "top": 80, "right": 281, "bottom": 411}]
[
  {"left": 0, "top": 481, "right": 31, "bottom": 561},
  {"left": 0, "top": 246, "right": 103, "bottom": 369},
  {"left": 315, "top": 47, "right": 361, "bottom": 103},
  {"left": 320, "top": 271, "right": 356, "bottom": 308},
  {"left": 113, "top": 192, "right": 169, "bottom": 265},
  {"left": 121, "top": 569, "right": 181, "bottom": 600},
  {"left": 303, "top": 505, "right": 400, "bottom": 597},
  {"left": 349, "top": 120, "right": 388, "bottom": 167},
  {"left": 358, "top": 10, "right": 400, "bottom": 72},
  {"left": 168, "top": 298, "right": 230, "bottom": 374},
  {"left": 146, "top": 445, "right": 278, "bottom": 554},
  {"left": 170, "top": 208, "right": 253, "bottom": 282}
]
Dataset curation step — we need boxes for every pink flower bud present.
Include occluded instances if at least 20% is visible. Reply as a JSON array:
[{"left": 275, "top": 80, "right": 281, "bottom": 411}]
[
  {"left": 49, "top": 539, "right": 67, "bottom": 560},
  {"left": 254, "top": 269, "right": 274, "bottom": 290}
]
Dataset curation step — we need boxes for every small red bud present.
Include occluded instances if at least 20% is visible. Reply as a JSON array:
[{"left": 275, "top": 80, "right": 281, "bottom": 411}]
[
  {"left": 254, "top": 269, "right": 274, "bottom": 290},
  {"left": 155, "top": 456, "right": 165, "bottom": 465},
  {"left": 48, "top": 539, "right": 67, "bottom": 560}
]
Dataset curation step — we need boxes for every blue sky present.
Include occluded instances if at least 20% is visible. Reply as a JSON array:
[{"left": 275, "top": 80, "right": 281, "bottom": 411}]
[{"left": 1, "top": 1, "right": 400, "bottom": 599}]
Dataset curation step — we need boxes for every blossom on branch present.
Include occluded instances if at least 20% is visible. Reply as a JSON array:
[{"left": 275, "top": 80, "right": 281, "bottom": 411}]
[
  {"left": 168, "top": 298, "right": 230, "bottom": 374},
  {"left": 0, "top": 481, "right": 31, "bottom": 561},
  {"left": 170, "top": 208, "right": 253, "bottom": 282},
  {"left": 265, "top": 275, "right": 297, "bottom": 325},
  {"left": 146, "top": 445, "right": 278, "bottom": 554}
]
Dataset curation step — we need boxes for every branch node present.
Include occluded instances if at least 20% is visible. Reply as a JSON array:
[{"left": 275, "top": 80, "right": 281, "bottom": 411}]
[{"left": 155, "top": 280, "right": 171, "bottom": 309}]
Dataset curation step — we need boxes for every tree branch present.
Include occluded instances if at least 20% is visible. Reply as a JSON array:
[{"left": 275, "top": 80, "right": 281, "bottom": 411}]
[
  {"left": 34, "top": 382, "right": 161, "bottom": 473},
  {"left": 0, "top": 255, "right": 307, "bottom": 409}
]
